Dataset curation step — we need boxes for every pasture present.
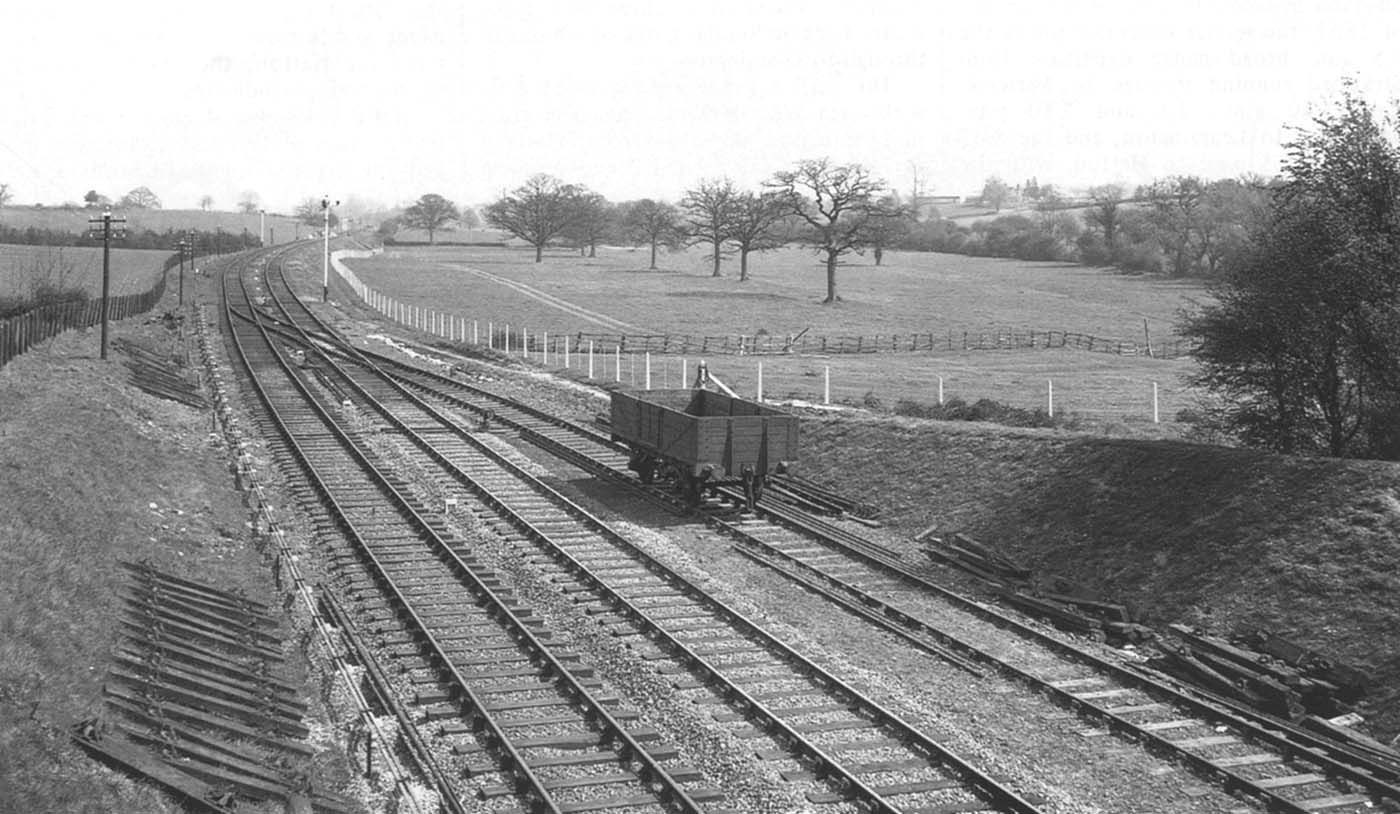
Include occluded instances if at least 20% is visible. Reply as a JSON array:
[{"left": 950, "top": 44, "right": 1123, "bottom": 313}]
[
  {"left": 343, "top": 245, "right": 1211, "bottom": 430},
  {"left": 0, "top": 244, "right": 173, "bottom": 299}
]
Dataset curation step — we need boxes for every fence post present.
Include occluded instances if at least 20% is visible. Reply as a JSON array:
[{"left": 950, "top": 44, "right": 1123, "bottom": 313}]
[
  {"left": 644, "top": 351, "right": 651, "bottom": 390},
  {"left": 823, "top": 366, "right": 830, "bottom": 405},
  {"left": 543, "top": 331, "right": 549, "bottom": 365},
  {"left": 1152, "top": 381, "right": 1160, "bottom": 423},
  {"left": 589, "top": 340, "right": 595, "bottom": 379},
  {"left": 757, "top": 363, "right": 763, "bottom": 402},
  {"left": 564, "top": 336, "right": 570, "bottom": 368},
  {"left": 1047, "top": 379, "right": 1054, "bottom": 417},
  {"left": 614, "top": 345, "right": 620, "bottom": 383}
]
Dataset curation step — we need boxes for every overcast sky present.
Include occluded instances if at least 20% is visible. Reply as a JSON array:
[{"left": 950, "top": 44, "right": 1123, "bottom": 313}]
[{"left": 5, "top": 1, "right": 1398, "bottom": 214}]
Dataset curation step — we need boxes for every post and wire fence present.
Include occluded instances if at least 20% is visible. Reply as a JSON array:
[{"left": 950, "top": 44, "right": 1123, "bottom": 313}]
[{"left": 329, "top": 251, "right": 1189, "bottom": 424}]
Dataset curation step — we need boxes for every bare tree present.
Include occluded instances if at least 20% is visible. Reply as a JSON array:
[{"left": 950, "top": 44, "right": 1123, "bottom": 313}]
[
  {"left": 295, "top": 197, "right": 339, "bottom": 229},
  {"left": 1084, "top": 184, "right": 1125, "bottom": 248},
  {"left": 728, "top": 191, "right": 789, "bottom": 281},
  {"left": 768, "top": 158, "right": 889, "bottom": 303},
  {"left": 863, "top": 194, "right": 915, "bottom": 266},
  {"left": 908, "top": 162, "right": 930, "bottom": 219},
  {"left": 199, "top": 194, "right": 214, "bottom": 211},
  {"left": 120, "top": 186, "right": 161, "bottom": 209},
  {"left": 237, "top": 191, "right": 261, "bottom": 214},
  {"left": 560, "top": 190, "right": 613, "bottom": 257},
  {"left": 681, "top": 178, "right": 738, "bottom": 277},
  {"left": 0, "top": 182, "right": 12, "bottom": 208},
  {"left": 980, "top": 176, "right": 1010, "bottom": 212},
  {"left": 1145, "top": 175, "right": 1208, "bottom": 276},
  {"left": 620, "top": 199, "right": 682, "bottom": 270},
  {"left": 484, "top": 174, "right": 581, "bottom": 263},
  {"left": 402, "top": 193, "right": 461, "bottom": 244}
]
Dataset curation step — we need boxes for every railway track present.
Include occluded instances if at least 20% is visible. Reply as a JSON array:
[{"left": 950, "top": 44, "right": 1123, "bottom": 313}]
[
  {"left": 252, "top": 248, "right": 1050, "bottom": 813},
  {"left": 223, "top": 245, "right": 1400, "bottom": 813},
  {"left": 304, "top": 275, "right": 1400, "bottom": 813},
  {"left": 226, "top": 254, "right": 724, "bottom": 813}
]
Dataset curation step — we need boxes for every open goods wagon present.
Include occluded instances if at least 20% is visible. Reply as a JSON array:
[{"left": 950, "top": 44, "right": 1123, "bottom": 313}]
[{"left": 610, "top": 388, "right": 799, "bottom": 509}]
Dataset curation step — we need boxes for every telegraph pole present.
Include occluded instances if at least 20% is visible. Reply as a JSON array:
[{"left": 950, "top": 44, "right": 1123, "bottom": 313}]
[
  {"left": 86, "top": 209, "right": 127, "bottom": 360},
  {"left": 176, "top": 239, "right": 186, "bottom": 306},
  {"left": 321, "top": 196, "right": 338, "bottom": 302},
  {"left": 259, "top": 209, "right": 266, "bottom": 247}
]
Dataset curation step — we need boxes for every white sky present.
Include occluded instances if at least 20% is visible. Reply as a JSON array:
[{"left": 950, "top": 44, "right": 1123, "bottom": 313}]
[{"left": 5, "top": 0, "right": 1399, "bottom": 213}]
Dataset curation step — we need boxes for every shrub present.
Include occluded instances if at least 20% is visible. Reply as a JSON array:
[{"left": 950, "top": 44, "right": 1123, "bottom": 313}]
[{"left": 891, "top": 395, "right": 1073, "bottom": 429}]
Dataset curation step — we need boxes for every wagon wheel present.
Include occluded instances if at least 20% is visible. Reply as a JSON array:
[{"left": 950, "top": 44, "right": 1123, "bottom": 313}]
[
  {"left": 681, "top": 473, "right": 704, "bottom": 509},
  {"left": 742, "top": 471, "right": 762, "bottom": 511}
]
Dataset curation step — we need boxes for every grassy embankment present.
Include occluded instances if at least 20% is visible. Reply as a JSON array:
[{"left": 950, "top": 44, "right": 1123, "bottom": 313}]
[
  {"left": 345, "top": 244, "right": 1208, "bottom": 430},
  {"left": 800, "top": 416, "right": 1400, "bottom": 739},
  {"left": 0, "top": 267, "right": 311, "bottom": 812}
]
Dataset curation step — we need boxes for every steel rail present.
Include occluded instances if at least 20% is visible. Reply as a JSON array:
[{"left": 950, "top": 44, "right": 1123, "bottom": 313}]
[
  {"left": 258, "top": 260, "right": 1047, "bottom": 814},
  {"left": 235, "top": 253, "right": 708, "bottom": 814}
]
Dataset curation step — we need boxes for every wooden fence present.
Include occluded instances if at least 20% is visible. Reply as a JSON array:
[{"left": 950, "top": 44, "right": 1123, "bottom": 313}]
[
  {"left": 332, "top": 253, "right": 1195, "bottom": 362},
  {"left": 0, "top": 272, "right": 168, "bottom": 369},
  {"left": 562, "top": 329, "right": 1194, "bottom": 360}
]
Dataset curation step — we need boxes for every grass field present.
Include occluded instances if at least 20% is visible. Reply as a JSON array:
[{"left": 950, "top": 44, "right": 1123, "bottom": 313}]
[
  {"left": 347, "top": 244, "right": 1206, "bottom": 340},
  {"left": 0, "top": 206, "right": 306, "bottom": 242},
  {"left": 343, "top": 245, "right": 1209, "bottom": 428},
  {"left": 0, "top": 244, "right": 174, "bottom": 299}
]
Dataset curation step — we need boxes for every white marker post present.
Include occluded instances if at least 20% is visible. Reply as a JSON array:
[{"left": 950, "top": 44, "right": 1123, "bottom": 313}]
[
  {"left": 564, "top": 337, "right": 570, "bottom": 369},
  {"left": 824, "top": 366, "right": 830, "bottom": 405},
  {"left": 1152, "top": 381, "right": 1160, "bottom": 423},
  {"left": 614, "top": 346, "right": 621, "bottom": 383},
  {"left": 938, "top": 376, "right": 945, "bottom": 406},
  {"left": 682, "top": 358, "right": 688, "bottom": 387},
  {"left": 757, "top": 363, "right": 764, "bottom": 402},
  {"left": 487, "top": 321, "right": 493, "bottom": 349},
  {"left": 543, "top": 332, "right": 549, "bottom": 366},
  {"left": 473, "top": 320, "right": 479, "bottom": 345},
  {"left": 645, "top": 352, "right": 651, "bottom": 389},
  {"left": 1047, "top": 379, "right": 1055, "bottom": 418},
  {"left": 588, "top": 340, "right": 595, "bottom": 379}
]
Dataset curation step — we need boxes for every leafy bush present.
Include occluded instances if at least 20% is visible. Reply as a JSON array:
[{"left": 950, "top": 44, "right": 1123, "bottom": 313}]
[
  {"left": 892, "top": 396, "right": 1073, "bottom": 428},
  {"left": 0, "top": 285, "right": 90, "bottom": 319}
]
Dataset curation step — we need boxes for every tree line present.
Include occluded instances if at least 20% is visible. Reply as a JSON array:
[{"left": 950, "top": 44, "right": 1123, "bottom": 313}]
[
  {"left": 385, "top": 159, "right": 914, "bottom": 304},
  {"left": 899, "top": 175, "right": 1271, "bottom": 278},
  {"left": 0, "top": 223, "right": 260, "bottom": 253}
]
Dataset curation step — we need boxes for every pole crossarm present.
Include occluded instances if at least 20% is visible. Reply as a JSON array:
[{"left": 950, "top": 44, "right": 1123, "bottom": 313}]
[{"left": 87, "top": 210, "right": 128, "bottom": 360}]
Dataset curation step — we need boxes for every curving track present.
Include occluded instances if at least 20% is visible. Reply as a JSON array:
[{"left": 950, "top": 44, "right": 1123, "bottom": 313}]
[
  {"left": 222, "top": 246, "right": 1050, "bottom": 813},
  {"left": 218, "top": 243, "right": 1400, "bottom": 814}
]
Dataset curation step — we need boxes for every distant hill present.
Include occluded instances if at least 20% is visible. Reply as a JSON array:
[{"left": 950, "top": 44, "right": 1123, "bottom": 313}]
[{"left": 0, "top": 206, "right": 307, "bottom": 241}]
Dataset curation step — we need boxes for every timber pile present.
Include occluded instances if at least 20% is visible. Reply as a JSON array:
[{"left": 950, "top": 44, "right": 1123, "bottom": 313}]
[
  {"left": 114, "top": 336, "right": 209, "bottom": 410},
  {"left": 1153, "top": 625, "right": 1379, "bottom": 725},
  {"left": 72, "top": 562, "right": 349, "bottom": 814},
  {"left": 921, "top": 532, "right": 1031, "bottom": 586},
  {"left": 921, "top": 533, "right": 1154, "bottom": 645}
]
